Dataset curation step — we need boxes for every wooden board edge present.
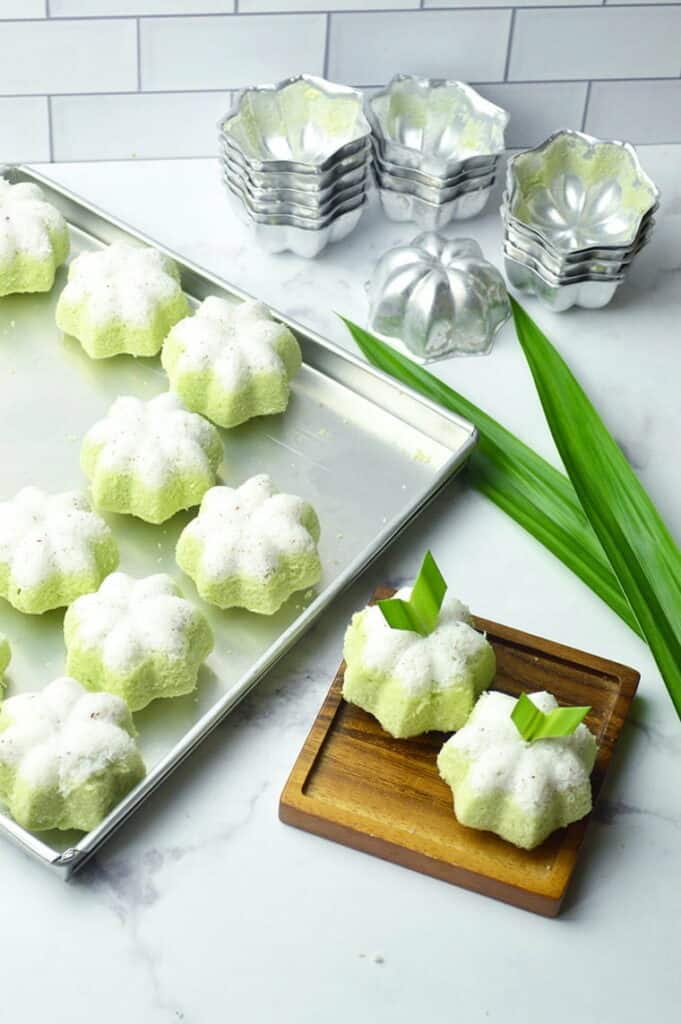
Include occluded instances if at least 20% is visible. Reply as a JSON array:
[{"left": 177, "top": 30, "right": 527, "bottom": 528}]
[
  {"left": 279, "top": 798, "right": 562, "bottom": 918},
  {"left": 278, "top": 597, "right": 641, "bottom": 918}
]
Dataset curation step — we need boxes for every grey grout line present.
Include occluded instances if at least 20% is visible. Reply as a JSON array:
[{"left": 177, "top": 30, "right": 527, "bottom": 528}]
[
  {"left": 581, "top": 80, "right": 593, "bottom": 130},
  {"left": 322, "top": 13, "right": 331, "bottom": 79},
  {"left": 4, "top": 5, "right": 679, "bottom": 23},
  {"left": 46, "top": 95, "right": 54, "bottom": 162},
  {"left": 503, "top": 7, "right": 516, "bottom": 82},
  {"left": 45, "top": 0, "right": 50, "bottom": 16},
  {"left": 1, "top": 3, "right": 679, "bottom": 20}
]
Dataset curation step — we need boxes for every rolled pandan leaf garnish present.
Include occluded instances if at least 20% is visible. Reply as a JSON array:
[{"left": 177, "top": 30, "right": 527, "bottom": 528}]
[
  {"left": 378, "top": 550, "right": 447, "bottom": 637},
  {"left": 511, "top": 692, "right": 590, "bottom": 741}
]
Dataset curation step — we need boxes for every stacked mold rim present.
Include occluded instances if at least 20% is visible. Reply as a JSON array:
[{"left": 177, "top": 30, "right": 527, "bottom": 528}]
[
  {"left": 219, "top": 74, "right": 373, "bottom": 258},
  {"left": 501, "top": 129, "right": 660, "bottom": 311},
  {"left": 366, "top": 75, "right": 509, "bottom": 229}
]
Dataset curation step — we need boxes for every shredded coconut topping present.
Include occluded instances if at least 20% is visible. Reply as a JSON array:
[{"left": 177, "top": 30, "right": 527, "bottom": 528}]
[
  {"left": 67, "top": 572, "right": 200, "bottom": 672},
  {"left": 360, "top": 588, "right": 490, "bottom": 695},
  {"left": 0, "top": 676, "right": 139, "bottom": 792},
  {"left": 446, "top": 690, "right": 597, "bottom": 811},
  {"left": 165, "top": 297, "right": 292, "bottom": 390},
  {"left": 181, "top": 474, "right": 317, "bottom": 581},
  {"left": 83, "top": 392, "right": 221, "bottom": 489},
  {"left": 0, "top": 179, "right": 65, "bottom": 263},
  {"left": 0, "top": 487, "right": 112, "bottom": 590},
  {"left": 58, "top": 240, "right": 181, "bottom": 325}
]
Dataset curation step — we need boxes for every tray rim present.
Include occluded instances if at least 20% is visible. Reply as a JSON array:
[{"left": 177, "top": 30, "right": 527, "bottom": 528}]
[
  {"left": 0, "top": 165, "right": 477, "bottom": 877},
  {"left": 279, "top": 589, "right": 640, "bottom": 917}
]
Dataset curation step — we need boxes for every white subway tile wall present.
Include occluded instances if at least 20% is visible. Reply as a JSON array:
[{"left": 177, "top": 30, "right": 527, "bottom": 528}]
[
  {"left": 0, "top": 1, "right": 45, "bottom": 17},
  {"left": 0, "top": 97, "right": 50, "bottom": 162},
  {"left": 0, "top": 2, "right": 679, "bottom": 163},
  {"left": 140, "top": 14, "right": 325, "bottom": 90}
]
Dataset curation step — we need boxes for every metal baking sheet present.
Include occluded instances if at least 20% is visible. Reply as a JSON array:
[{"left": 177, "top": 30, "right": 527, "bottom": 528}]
[{"left": 0, "top": 165, "right": 476, "bottom": 877}]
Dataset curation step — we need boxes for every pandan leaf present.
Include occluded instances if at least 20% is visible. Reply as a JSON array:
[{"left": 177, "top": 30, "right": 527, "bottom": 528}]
[
  {"left": 511, "top": 692, "right": 590, "bottom": 741},
  {"left": 511, "top": 297, "right": 681, "bottom": 720},
  {"left": 378, "top": 550, "right": 447, "bottom": 636},
  {"left": 340, "top": 317, "right": 639, "bottom": 637}
]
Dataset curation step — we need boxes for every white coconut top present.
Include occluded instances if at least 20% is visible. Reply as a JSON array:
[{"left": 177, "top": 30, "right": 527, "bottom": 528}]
[
  {"left": 58, "top": 240, "right": 182, "bottom": 325},
  {"left": 444, "top": 690, "right": 597, "bottom": 812},
  {"left": 358, "top": 588, "right": 491, "bottom": 695},
  {"left": 181, "top": 474, "right": 318, "bottom": 581},
  {"left": 0, "top": 487, "right": 113, "bottom": 590},
  {"left": 164, "top": 297, "right": 294, "bottom": 390},
  {"left": 0, "top": 676, "right": 140, "bottom": 792},
  {"left": 0, "top": 179, "right": 66, "bottom": 263},
  {"left": 83, "top": 392, "right": 221, "bottom": 489},
  {"left": 67, "top": 572, "right": 204, "bottom": 672}
]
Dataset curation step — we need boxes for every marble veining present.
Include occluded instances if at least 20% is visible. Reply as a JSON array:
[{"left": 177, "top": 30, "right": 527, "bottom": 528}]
[{"left": 0, "top": 151, "right": 678, "bottom": 1024}]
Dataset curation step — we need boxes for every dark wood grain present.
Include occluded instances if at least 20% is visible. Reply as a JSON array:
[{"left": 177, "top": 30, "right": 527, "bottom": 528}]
[{"left": 279, "top": 587, "right": 640, "bottom": 916}]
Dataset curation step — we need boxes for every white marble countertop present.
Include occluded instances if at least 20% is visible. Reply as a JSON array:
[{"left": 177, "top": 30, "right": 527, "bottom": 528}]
[{"left": 4, "top": 149, "right": 681, "bottom": 1023}]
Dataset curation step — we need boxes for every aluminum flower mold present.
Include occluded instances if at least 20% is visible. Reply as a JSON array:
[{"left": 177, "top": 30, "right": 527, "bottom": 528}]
[
  {"left": 368, "top": 75, "right": 508, "bottom": 178},
  {"left": 0, "top": 676, "right": 145, "bottom": 832},
  {"left": 81, "top": 392, "right": 223, "bottom": 524},
  {"left": 64, "top": 572, "right": 214, "bottom": 712},
  {"left": 369, "top": 233, "right": 510, "bottom": 360},
  {"left": 219, "top": 74, "right": 371, "bottom": 171},
  {"left": 522, "top": 176, "right": 638, "bottom": 251},
  {"left": 0, "top": 178, "right": 70, "bottom": 297},
  {"left": 506, "top": 129, "right": 659, "bottom": 254},
  {"left": 0, "top": 487, "right": 118, "bottom": 615},
  {"left": 176, "top": 474, "right": 321, "bottom": 614}
]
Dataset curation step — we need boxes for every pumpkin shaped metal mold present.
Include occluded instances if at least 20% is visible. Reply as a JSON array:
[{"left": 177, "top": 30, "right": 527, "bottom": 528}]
[{"left": 368, "top": 233, "right": 510, "bottom": 361}]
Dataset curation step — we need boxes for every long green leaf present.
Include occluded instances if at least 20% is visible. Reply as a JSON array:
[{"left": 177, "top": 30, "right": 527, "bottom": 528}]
[
  {"left": 341, "top": 317, "right": 640, "bottom": 636},
  {"left": 511, "top": 297, "right": 681, "bottom": 718}
]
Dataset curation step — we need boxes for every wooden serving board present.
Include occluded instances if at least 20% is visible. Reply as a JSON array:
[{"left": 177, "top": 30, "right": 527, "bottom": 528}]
[{"left": 279, "top": 588, "right": 640, "bottom": 916}]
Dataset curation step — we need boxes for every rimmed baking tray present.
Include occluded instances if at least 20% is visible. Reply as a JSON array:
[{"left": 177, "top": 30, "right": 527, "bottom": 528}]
[{"left": 0, "top": 166, "right": 476, "bottom": 877}]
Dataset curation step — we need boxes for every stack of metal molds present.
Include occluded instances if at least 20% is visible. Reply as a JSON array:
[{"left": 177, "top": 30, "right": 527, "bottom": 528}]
[
  {"left": 502, "top": 129, "right": 660, "bottom": 311},
  {"left": 218, "top": 74, "right": 372, "bottom": 258},
  {"left": 366, "top": 75, "right": 509, "bottom": 229}
]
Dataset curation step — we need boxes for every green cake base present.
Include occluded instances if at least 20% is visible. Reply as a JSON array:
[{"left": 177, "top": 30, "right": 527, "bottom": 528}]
[
  {"left": 0, "top": 709, "right": 145, "bottom": 832},
  {"left": 56, "top": 291, "right": 190, "bottom": 359},
  {"left": 342, "top": 614, "right": 495, "bottom": 739},
  {"left": 64, "top": 618, "right": 214, "bottom": 712},
  {"left": 176, "top": 535, "right": 321, "bottom": 614},
  {"left": 0, "top": 226, "right": 69, "bottom": 297},
  {"left": 0, "top": 537, "right": 119, "bottom": 615},
  {"left": 437, "top": 745, "right": 593, "bottom": 850},
  {"left": 0, "top": 635, "right": 10, "bottom": 687},
  {"left": 82, "top": 441, "right": 222, "bottom": 525},
  {"left": 162, "top": 330, "right": 302, "bottom": 429}
]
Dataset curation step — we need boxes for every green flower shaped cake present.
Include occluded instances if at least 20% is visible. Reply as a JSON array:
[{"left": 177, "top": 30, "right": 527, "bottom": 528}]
[
  {"left": 55, "top": 240, "right": 189, "bottom": 358},
  {"left": 64, "top": 572, "right": 214, "bottom": 712},
  {"left": 161, "top": 297, "right": 302, "bottom": 428},
  {"left": 81, "top": 392, "right": 223, "bottom": 524},
  {"left": 437, "top": 690, "right": 598, "bottom": 850},
  {"left": 0, "top": 676, "right": 145, "bottom": 832},
  {"left": 342, "top": 589, "right": 495, "bottom": 738},
  {"left": 0, "top": 179, "right": 69, "bottom": 297},
  {"left": 0, "top": 487, "right": 118, "bottom": 615},
  {"left": 0, "top": 634, "right": 10, "bottom": 688},
  {"left": 176, "top": 474, "right": 321, "bottom": 614}
]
